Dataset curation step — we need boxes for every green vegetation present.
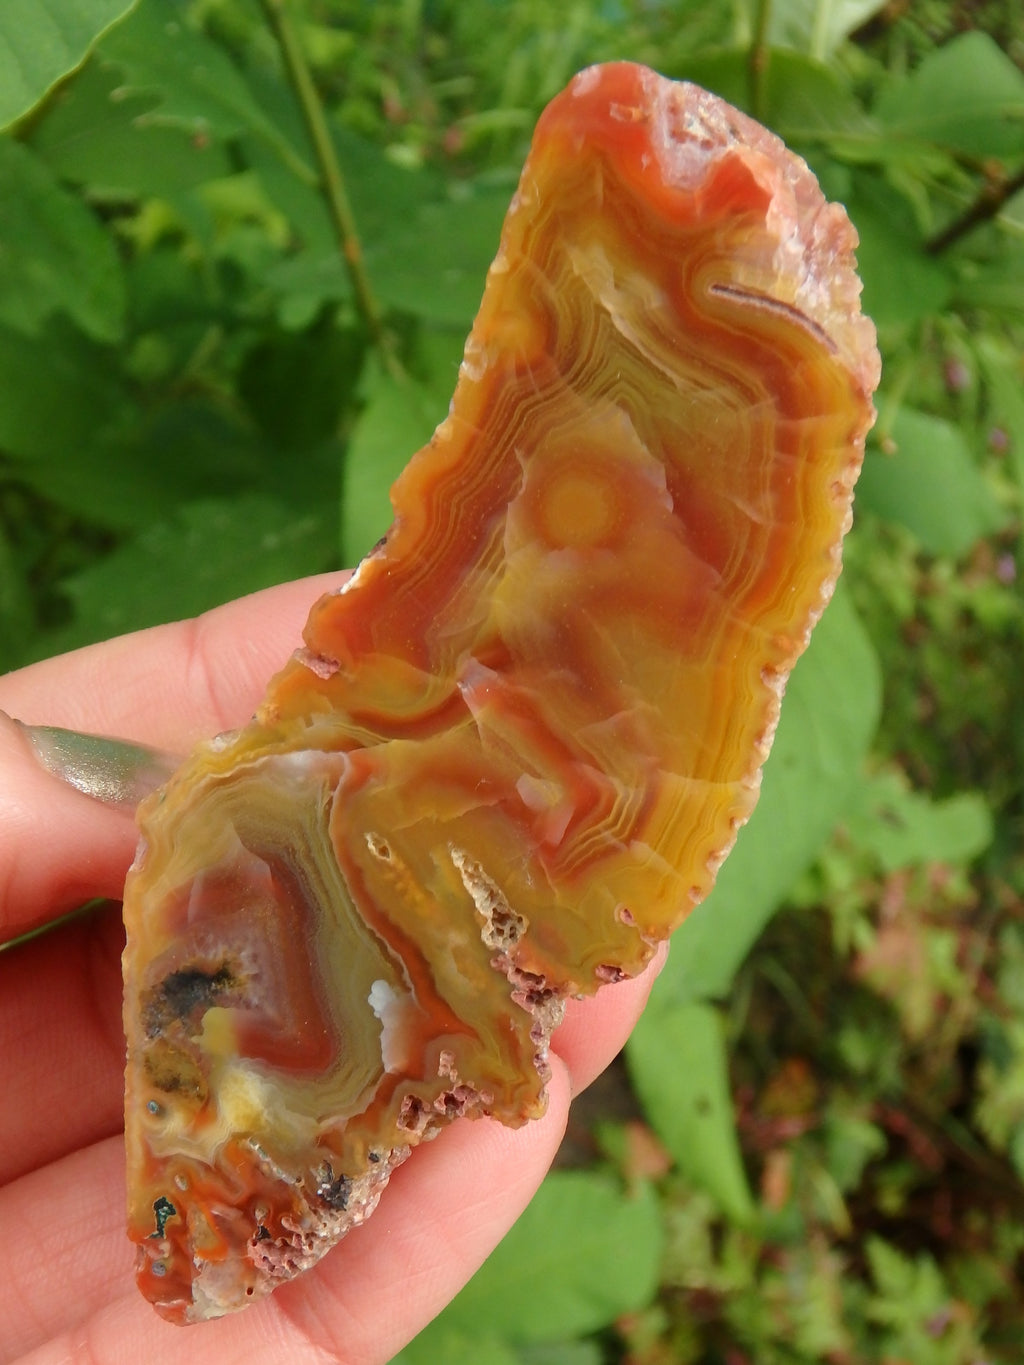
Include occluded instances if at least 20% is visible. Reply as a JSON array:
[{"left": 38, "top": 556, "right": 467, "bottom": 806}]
[{"left": 3, "top": 1, "right": 1023, "bottom": 1359}]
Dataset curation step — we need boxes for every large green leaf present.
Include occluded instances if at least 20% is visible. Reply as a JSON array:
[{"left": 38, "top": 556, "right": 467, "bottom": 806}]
[
  {"left": 368, "top": 190, "right": 508, "bottom": 327},
  {"left": 758, "top": 52, "right": 877, "bottom": 145},
  {"left": 38, "top": 494, "right": 336, "bottom": 654},
  {"left": 434, "top": 1172, "right": 661, "bottom": 1345},
  {"left": 959, "top": 255, "right": 1024, "bottom": 322},
  {"left": 12, "top": 400, "right": 308, "bottom": 531},
  {"left": 518, "top": 1345, "right": 603, "bottom": 1365},
  {"left": 29, "top": 56, "right": 233, "bottom": 197},
  {"left": 392, "top": 1328, "right": 520, "bottom": 1365},
  {"left": 875, "top": 30, "right": 1024, "bottom": 161},
  {"left": 394, "top": 1330, "right": 602, "bottom": 1365},
  {"left": 0, "top": 0, "right": 137, "bottom": 130},
  {"left": 626, "top": 1000, "right": 754, "bottom": 1221},
  {"left": 846, "top": 175, "right": 952, "bottom": 328},
  {"left": 655, "top": 586, "right": 881, "bottom": 1005},
  {"left": 857, "top": 407, "right": 1008, "bottom": 557},
  {"left": 0, "top": 138, "right": 124, "bottom": 341},
  {"left": 96, "top": 0, "right": 309, "bottom": 173}
]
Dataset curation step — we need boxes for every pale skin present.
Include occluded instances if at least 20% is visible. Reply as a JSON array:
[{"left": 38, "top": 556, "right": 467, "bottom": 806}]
[{"left": 0, "top": 573, "right": 664, "bottom": 1365}]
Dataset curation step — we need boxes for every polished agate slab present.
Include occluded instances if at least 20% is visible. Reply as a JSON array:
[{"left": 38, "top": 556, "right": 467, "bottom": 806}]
[{"left": 122, "top": 61, "right": 880, "bottom": 1322}]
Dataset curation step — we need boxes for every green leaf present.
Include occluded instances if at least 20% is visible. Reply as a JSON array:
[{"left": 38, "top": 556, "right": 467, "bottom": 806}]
[
  {"left": 841, "top": 769, "right": 993, "bottom": 872},
  {"left": 846, "top": 175, "right": 952, "bottom": 328},
  {"left": 0, "top": 320, "right": 124, "bottom": 461},
  {"left": 824, "top": 1104, "right": 887, "bottom": 1193},
  {"left": 39, "top": 494, "right": 335, "bottom": 653},
  {"left": 0, "top": 516, "right": 33, "bottom": 672},
  {"left": 9, "top": 396, "right": 265, "bottom": 529},
  {"left": 437, "top": 1173, "right": 661, "bottom": 1344},
  {"left": 657, "top": 587, "right": 881, "bottom": 1003},
  {"left": 0, "top": 138, "right": 124, "bottom": 341},
  {"left": 857, "top": 407, "right": 1007, "bottom": 557},
  {"left": 865, "top": 1238, "right": 958, "bottom": 1352},
  {"left": 394, "top": 1329, "right": 603, "bottom": 1365},
  {"left": 392, "top": 1327, "right": 520, "bottom": 1365},
  {"left": 758, "top": 52, "right": 877, "bottom": 144},
  {"left": 238, "top": 318, "right": 364, "bottom": 453},
  {"left": 254, "top": 123, "right": 501, "bottom": 329},
  {"left": 518, "top": 1344, "right": 604, "bottom": 1365},
  {"left": 678, "top": 48, "right": 876, "bottom": 148},
  {"left": 626, "top": 1000, "right": 754, "bottom": 1221},
  {"left": 976, "top": 334, "right": 1024, "bottom": 499},
  {"left": 958, "top": 254, "right": 1024, "bottom": 323},
  {"left": 97, "top": 0, "right": 309, "bottom": 174},
  {"left": 368, "top": 189, "right": 507, "bottom": 327},
  {"left": 341, "top": 333, "right": 464, "bottom": 563},
  {"left": 29, "top": 55, "right": 233, "bottom": 197},
  {"left": 875, "top": 30, "right": 1024, "bottom": 161},
  {"left": 0, "top": 0, "right": 138, "bottom": 130},
  {"left": 767, "top": 0, "right": 883, "bottom": 60}
]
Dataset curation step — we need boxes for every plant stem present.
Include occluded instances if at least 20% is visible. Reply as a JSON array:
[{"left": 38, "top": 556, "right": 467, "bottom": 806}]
[
  {"left": 926, "top": 161, "right": 1024, "bottom": 255},
  {"left": 261, "top": 0, "right": 402, "bottom": 378},
  {"left": 748, "top": 0, "right": 772, "bottom": 122}
]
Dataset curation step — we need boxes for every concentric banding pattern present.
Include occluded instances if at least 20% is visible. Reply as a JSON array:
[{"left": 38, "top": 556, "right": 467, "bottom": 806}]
[{"left": 123, "top": 61, "right": 879, "bottom": 1322}]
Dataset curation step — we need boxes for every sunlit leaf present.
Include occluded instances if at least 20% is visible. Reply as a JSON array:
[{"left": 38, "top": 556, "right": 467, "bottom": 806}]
[
  {"left": 436, "top": 1173, "right": 661, "bottom": 1344},
  {"left": 393, "top": 1327, "right": 520, "bottom": 1365},
  {"left": 875, "top": 30, "right": 1024, "bottom": 160},
  {"left": 858, "top": 407, "right": 1008, "bottom": 557},
  {"left": 768, "top": 0, "right": 884, "bottom": 60},
  {"left": 627, "top": 1001, "right": 755, "bottom": 1221}
]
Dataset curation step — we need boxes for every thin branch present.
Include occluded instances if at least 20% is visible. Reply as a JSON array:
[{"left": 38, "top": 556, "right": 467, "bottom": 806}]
[
  {"left": 748, "top": 0, "right": 773, "bottom": 123},
  {"left": 926, "top": 161, "right": 1024, "bottom": 255},
  {"left": 261, "top": 0, "right": 403, "bottom": 378}
]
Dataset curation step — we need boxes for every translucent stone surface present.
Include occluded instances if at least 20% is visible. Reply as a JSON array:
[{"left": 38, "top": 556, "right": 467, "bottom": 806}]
[{"left": 122, "top": 61, "right": 880, "bottom": 1322}]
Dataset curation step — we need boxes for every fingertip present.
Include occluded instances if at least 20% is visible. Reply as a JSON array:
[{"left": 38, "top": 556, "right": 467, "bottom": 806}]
[
  {"left": 276, "top": 1065, "right": 572, "bottom": 1364},
  {"left": 553, "top": 943, "right": 668, "bottom": 1096},
  {"left": 0, "top": 711, "right": 135, "bottom": 941}
]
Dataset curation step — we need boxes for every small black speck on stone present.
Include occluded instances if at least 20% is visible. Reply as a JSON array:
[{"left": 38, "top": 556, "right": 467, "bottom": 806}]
[{"left": 316, "top": 1163, "right": 352, "bottom": 1211}]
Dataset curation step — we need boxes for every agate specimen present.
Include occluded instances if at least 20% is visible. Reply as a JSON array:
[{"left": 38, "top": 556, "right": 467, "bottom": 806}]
[{"left": 122, "top": 61, "right": 880, "bottom": 1322}]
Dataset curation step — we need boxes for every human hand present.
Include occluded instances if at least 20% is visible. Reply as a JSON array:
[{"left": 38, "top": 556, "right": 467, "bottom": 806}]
[{"left": 0, "top": 574, "right": 663, "bottom": 1365}]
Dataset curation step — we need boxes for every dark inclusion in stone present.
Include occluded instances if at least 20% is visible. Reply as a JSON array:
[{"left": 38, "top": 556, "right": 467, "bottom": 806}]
[
  {"left": 316, "top": 1165, "right": 352, "bottom": 1213},
  {"left": 142, "top": 964, "right": 235, "bottom": 1038}
]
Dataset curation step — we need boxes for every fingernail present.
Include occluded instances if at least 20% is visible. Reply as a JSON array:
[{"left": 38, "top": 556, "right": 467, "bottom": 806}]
[{"left": 10, "top": 718, "right": 179, "bottom": 810}]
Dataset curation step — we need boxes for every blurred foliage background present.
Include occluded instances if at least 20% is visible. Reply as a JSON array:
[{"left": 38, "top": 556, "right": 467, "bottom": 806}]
[{"left": 2, "top": 0, "right": 1023, "bottom": 1360}]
